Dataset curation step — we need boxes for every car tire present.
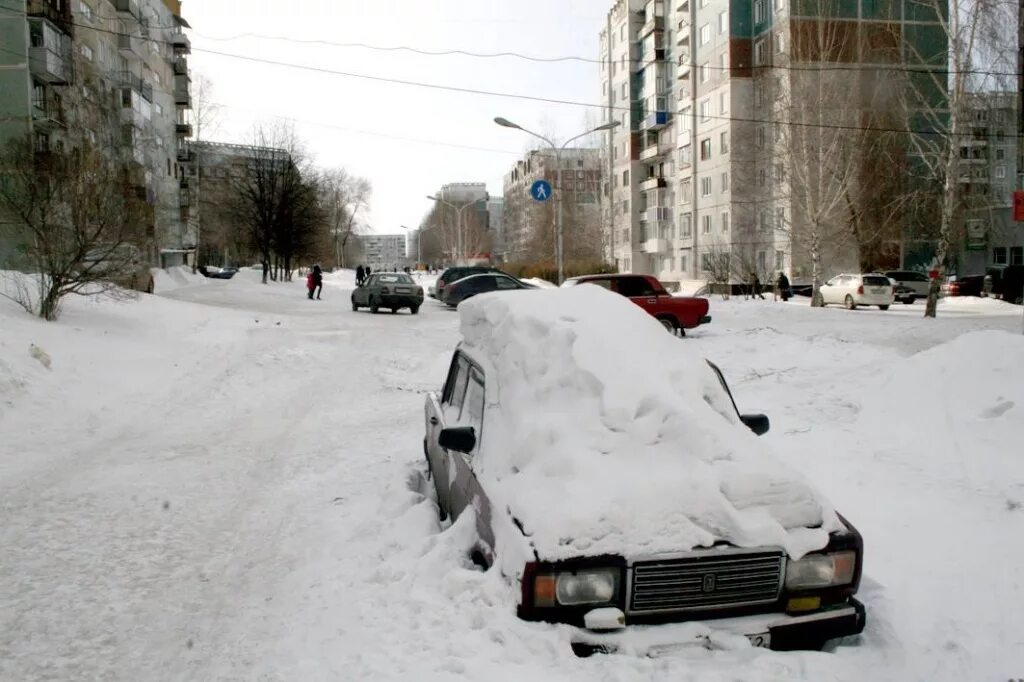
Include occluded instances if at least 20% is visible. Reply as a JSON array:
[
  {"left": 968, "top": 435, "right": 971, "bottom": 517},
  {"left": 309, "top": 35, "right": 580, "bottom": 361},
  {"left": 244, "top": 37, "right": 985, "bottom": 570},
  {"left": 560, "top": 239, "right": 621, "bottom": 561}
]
[
  {"left": 391, "top": 308, "right": 397, "bottom": 314},
  {"left": 351, "top": 300, "right": 358, "bottom": 311},
  {"left": 879, "top": 304, "right": 890, "bottom": 310},
  {"left": 411, "top": 305, "right": 420, "bottom": 315},
  {"left": 657, "top": 316, "right": 679, "bottom": 335},
  {"left": 901, "top": 298, "right": 913, "bottom": 305},
  {"left": 370, "top": 298, "right": 379, "bottom": 314},
  {"left": 844, "top": 295, "right": 857, "bottom": 310}
]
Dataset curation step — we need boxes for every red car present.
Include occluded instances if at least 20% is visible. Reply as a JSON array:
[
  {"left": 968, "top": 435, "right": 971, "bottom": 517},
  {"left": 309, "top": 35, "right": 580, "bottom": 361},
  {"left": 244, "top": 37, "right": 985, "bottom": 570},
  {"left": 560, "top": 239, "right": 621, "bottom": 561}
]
[{"left": 562, "top": 274, "right": 710, "bottom": 335}]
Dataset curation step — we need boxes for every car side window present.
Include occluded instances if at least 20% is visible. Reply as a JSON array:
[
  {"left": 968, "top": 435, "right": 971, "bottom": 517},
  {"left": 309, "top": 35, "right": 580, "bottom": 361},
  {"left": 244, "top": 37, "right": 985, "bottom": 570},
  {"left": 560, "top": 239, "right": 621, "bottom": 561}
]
[
  {"left": 442, "top": 354, "right": 470, "bottom": 412},
  {"left": 584, "top": 278, "right": 611, "bottom": 290},
  {"left": 476, "top": 276, "right": 497, "bottom": 291},
  {"left": 495, "top": 276, "right": 519, "bottom": 290},
  {"left": 460, "top": 369, "right": 485, "bottom": 453},
  {"left": 616, "top": 277, "right": 655, "bottom": 297}
]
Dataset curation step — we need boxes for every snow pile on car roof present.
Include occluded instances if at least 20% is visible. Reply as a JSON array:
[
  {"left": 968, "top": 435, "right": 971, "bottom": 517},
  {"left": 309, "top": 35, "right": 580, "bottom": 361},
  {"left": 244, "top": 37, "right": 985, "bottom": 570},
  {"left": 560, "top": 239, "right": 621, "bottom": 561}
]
[{"left": 458, "top": 285, "right": 842, "bottom": 561}]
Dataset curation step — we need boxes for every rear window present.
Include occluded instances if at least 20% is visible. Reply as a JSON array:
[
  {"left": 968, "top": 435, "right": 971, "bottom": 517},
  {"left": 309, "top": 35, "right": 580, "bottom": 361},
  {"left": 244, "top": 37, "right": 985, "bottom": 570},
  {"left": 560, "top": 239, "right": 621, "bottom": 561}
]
[
  {"left": 863, "top": 276, "right": 891, "bottom": 287},
  {"left": 378, "top": 274, "right": 413, "bottom": 284}
]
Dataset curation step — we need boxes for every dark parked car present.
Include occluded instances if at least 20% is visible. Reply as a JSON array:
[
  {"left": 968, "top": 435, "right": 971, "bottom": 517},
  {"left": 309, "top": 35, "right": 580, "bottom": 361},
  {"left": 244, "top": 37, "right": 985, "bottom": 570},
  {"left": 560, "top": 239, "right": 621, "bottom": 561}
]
[
  {"left": 424, "top": 288, "right": 865, "bottom": 656},
  {"left": 444, "top": 272, "right": 534, "bottom": 307},
  {"left": 941, "top": 275, "right": 986, "bottom": 298},
  {"left": 562, "top": 274, "right": 710, "bottom": 335},
  {"left": 884, "top": 270, "right": 930, "bottom": 299},
  {"left": 431, "top": 266, "right": 502, "bottom": 302},
  {"left": 199, "top": 265, "right": 238, "bottom": 280},
  {"left": 351, "top": 273, "right": 424, "bottom": 314},
  {"left": 989, "top": 265, "right": 1024, "bottom": 304}
]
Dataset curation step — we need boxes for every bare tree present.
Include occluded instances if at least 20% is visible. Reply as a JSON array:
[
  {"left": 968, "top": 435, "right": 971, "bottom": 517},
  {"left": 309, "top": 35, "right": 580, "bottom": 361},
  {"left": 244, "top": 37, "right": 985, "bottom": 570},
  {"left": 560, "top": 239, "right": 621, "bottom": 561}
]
[
  {"left": 319, "top": 168, "right": 371, "bottom": 269},
  {"left": 898, "top": 0, "right": 1017, "bottom": 317},
  {"left": 0, "top": 137, "right": 150, "bottom": 320},
  {"left": 700, "top": 238, "right": 734, "bottom": 299},
  {"left": 190, "top": 74, "right": 222, "bottom": 143}
]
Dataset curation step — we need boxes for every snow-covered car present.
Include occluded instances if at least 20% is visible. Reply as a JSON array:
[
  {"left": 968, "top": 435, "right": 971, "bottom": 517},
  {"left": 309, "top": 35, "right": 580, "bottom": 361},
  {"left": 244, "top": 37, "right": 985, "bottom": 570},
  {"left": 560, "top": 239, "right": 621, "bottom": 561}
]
[
  {"left": 423, "top": 286, "right": 866, "bottom": 656},
  {"left": 819, "top": 273, "right": 894, "bottom": 310}
]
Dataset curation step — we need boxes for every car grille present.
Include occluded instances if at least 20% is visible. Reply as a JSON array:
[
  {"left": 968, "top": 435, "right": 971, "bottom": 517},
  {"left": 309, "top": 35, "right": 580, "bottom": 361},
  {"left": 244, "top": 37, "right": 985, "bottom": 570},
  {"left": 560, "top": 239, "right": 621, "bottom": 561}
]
[{"left": 629, "top": 550, "right": 785, "bottom": 613}]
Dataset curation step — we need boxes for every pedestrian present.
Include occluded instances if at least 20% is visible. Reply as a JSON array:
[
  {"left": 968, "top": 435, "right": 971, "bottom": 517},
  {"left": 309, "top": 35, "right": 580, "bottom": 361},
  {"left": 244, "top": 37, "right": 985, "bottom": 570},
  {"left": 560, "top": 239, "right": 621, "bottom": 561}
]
[
  {"left": 776, "top": 272, "right": 791, "bottom": 302},
  {"left": 306, "top": 268, "right": 316, "bottom": 299},
  {"left": 312, "top": 264, "right": 323, "bottom": 300},
  {"left": 356, "top": 264, "right": 365, "bottom": 286},
  {"left": 365, "top": 265, "right": 372, "bottom": 278},
  {"left": 751, "top": 272, "right": 765, "bottom": 300}
]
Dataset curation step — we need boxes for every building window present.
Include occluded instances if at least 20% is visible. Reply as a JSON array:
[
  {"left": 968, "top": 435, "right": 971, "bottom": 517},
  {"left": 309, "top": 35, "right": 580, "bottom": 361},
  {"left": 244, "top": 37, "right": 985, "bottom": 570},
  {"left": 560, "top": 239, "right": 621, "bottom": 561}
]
[
  {"left": 680, "top": 178, "right": 692, "bottom": 202},
  {"left": 994, "top": 247, "right": 1008, "bottom": 264},
  {"left": 700, "top": 176, "right": 712, "bottom": 196},
  {"left": 775, "top": 250, "right": 785, "bottom": 270},
  {"left": 776, "top": 208, "right": 785, "bottom": 231},
  {"left": 996, "top": 166, "right": 1006, "bottom": 178},
  {"left": 719, "top": 11, "right": 728, "bottom": 33},
  {"left": 680, "top": 253, "right": 689, "bottom": 272},
  {"left": 776, "top": 31, "right": 785, "bottom": 53},
  {"left": 754, "top": 82, "right": 765, "bottom": 106},
  {"left": 775, "top": 0, "right": 785, "bottom": 10},
  {"left": 622, "top": 83, "right": 628, "bottom": 100},
  {"left": 699, "top": 63, "right": 710, "bottom": 83},
  {"left": 700, "top": 138, "right": 712, "bottom": 160},
  {"left": 721, "top": 211, "right": 729, "bottom": 232},
  {"left": 680, "top": 212, "right": 692, "bottom": 237},
  {"left": 700, "top": 24, "right": 711, "bottom": 45},
  {"left": 622, "top": 169, "right": 629, "bottom": 186},
  {"left": 702, "top": 214, "right": 713, "bottom": 233},
  {"left": 759, "top": 168, "right": 767, "bottom": 186},
  {"left": 679, "top": 144, "right": 692, "bottom": 167},
  {"left": 756, "top": 127, "right": 765, "bottom": 148},
  {"left": 721, "top": 171, "right": 730, "bottom": 191},
  {"left": 81, "top": 45, "right": 93, "bottom": 61},
  {"left": 680, "top": 107, "right": 691, "bottom": 132},
  {"left": 720, "top": 131, "right": 729, "bottom": 154},
  {"left": 996, "top": 148, "right": 1006, "bottom": 160},
  {"left": 755, "top": 0, "right": 767, "bottom": 22},
  {"left": 701, "top": 253, "right": 713, "bottom": 270},
  {"left": 754, "top": 40, "right": 766, "bottom": 66},
  {"left": 699, "top": 98, "right": 711, "bottom": 121},
  {"left": 774, "top": 163, "right": 784, "bottom": 181},
  {"left": 720, "top": 91, "right": 728, "bottom": 113},
  {"left": 80, "top": 2, "right": 93, "bottom": 20}
]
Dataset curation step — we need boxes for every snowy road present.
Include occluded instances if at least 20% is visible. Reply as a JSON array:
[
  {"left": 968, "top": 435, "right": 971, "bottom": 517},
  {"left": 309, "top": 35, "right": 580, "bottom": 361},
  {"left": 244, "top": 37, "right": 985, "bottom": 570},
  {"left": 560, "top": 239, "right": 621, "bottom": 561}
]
[{"left": 2, "top": 270, "right": 1023, "bottom": 681}]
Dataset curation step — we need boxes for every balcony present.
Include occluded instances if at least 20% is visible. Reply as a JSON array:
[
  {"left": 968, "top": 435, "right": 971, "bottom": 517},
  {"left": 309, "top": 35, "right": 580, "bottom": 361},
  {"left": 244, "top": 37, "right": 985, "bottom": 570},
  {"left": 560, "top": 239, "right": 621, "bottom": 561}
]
[
  {"left": 640, "top": 15, "right": 664, "bottom": 38},
  {"left": 29, "top": 45, "right": 70, "bottom": 84},
  {"left": 640, "top": 141, "right": 671, "bottom": 161},
  {"left": 640, "top": 176, "right": 668, "bottom": 192},
  {"left": 173, "top": 57, "right": 189, "bottom": 75},
  {"left": 676, "top": 19, "right": 690, "bottom": 45},
  {"left": 31, "top": 93, "right": 65, "bottom": 130},
  {"left": 643, "top": 207, "right": 672, "bottom": 223},
  {"left": 677, "top": 62, "right": 691, "bottom": 80},
  {"left": 114, "top": 0, "right": 140, "bottom": 19},
  {"left": 177, "top": 146, "right": 194, "bottom": 163},
  {"left": 642, "top": 111, "right": 671, "bottom": 131},
  {"left": 639, "top": 47, "right": 665, "bottom": 71},
  {"left": 118, "top": 32, "right": 144, "bottom": 60},
  {"left": 176, "top": 122, "right": 193, "bottom": 138},
  {"left": 676, "top": 0, "right": 690, "bottom": 12},
  {"left": 174, "top": 72, "right": 191, "bottom": 106},
  {"left": 119, "top": 71, "right": 153, "bottom": 102},
  {"left": 27, "top": 1, "right": 72, "bottom": 35},
  {"left": 642, "top": 238, "right": 670, "bottom": 254},
  {"left": 172, "top": 32, "right": 191, "bottom": 55},
  {"left": 121, "top": 106, "right": 146, "bottom": 130}
]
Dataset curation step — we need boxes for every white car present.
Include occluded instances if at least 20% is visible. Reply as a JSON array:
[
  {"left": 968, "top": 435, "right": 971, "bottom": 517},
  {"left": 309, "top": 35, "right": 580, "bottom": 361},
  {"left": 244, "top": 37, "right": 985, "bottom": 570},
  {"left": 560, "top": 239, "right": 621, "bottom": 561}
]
[{"left": 819, "top": 273, "right": 894, "bottom": 310}]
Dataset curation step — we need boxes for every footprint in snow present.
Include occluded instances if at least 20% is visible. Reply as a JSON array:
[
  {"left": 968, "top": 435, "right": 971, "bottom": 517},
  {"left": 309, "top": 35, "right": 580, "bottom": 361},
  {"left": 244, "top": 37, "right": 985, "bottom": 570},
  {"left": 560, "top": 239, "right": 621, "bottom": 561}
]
[{"left": 980, "top": 401, "right": 1014, "bottom": 419}]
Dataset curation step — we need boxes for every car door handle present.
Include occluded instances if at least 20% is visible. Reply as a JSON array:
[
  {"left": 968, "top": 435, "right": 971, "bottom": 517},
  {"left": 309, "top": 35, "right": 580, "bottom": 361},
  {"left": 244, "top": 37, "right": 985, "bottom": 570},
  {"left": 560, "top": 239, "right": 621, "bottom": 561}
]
[{"left": 429, "top": 416, "right": 439, "bottom": 425}]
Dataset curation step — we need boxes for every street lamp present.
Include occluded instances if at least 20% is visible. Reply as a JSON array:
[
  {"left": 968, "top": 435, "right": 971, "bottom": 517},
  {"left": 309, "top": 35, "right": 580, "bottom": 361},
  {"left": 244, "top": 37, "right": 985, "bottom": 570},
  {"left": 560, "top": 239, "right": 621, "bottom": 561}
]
[
  {"left": 400, "top": 224, "right": 422, "bottom": 268},
  {"left": 494, "top": 117, "right": 620, "bottom": 284},
  {"left": 426, "top": 194, "right": 478, "bottom": 265}
]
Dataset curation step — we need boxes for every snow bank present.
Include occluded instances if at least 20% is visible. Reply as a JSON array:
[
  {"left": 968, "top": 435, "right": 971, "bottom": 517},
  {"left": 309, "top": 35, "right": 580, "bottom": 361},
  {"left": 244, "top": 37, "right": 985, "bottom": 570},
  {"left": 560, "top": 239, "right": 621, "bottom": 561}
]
[
  {"left": 521, "top": 277, "right": 557, "bottom": 289},
  {"left": 458, "top": 285, "right": 841, "bottom": 561},
  {"left": 152, "top": 266, "right": 206, "bottom": 292}
]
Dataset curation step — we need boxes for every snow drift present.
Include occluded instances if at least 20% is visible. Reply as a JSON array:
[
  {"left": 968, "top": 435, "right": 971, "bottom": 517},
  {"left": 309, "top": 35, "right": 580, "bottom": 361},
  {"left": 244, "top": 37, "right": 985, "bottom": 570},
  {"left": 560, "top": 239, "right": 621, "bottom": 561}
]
[{"left": 458, "top": 285, "right": 842, "bottom": 561}]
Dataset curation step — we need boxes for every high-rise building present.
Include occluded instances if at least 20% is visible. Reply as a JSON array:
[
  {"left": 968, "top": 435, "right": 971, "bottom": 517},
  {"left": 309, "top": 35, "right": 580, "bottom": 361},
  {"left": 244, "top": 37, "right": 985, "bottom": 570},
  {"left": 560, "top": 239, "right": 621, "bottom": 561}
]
[
  {"left": 485, "top": 196, "right": 506, "bottom": 263},
  {"left": 600, "top": 0, "right": 949, "bottom": 288},
  {"left": 0, "top": 0, "right": 193, "bottom": 266},
  {"left": 357, "top": 233, "right": 407, "bottom": 270}
]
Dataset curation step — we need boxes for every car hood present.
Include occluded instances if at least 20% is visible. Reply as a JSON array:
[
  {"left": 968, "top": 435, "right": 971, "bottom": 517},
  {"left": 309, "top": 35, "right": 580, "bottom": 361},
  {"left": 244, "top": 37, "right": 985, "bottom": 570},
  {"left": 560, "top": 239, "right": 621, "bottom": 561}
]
[{"left": 458, "top": 286, "right": 841, "bottom": 562}]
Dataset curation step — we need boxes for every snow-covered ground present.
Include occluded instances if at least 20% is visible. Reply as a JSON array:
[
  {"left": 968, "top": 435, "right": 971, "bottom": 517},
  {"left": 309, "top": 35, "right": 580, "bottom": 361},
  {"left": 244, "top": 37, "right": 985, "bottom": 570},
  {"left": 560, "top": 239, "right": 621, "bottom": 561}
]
[{"left": 1, "top": 270, "right": 1022, "bottom": 681}]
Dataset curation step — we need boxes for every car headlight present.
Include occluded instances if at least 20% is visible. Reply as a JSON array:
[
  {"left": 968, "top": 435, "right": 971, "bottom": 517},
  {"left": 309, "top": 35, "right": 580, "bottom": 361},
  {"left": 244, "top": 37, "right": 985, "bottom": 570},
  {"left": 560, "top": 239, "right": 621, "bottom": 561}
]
[
  {"left": 785, "top": 551, "right": 856, "bottom": 590},
  {"left": 532, "top": 567, "right": 619, "bottom": 607}
]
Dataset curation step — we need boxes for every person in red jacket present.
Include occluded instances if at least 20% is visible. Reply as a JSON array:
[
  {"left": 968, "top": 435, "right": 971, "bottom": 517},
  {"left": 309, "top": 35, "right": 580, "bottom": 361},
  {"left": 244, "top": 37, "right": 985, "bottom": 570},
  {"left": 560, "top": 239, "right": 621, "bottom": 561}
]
[{"left": 306, "top": 269, "right": 316, "bottom": 299}]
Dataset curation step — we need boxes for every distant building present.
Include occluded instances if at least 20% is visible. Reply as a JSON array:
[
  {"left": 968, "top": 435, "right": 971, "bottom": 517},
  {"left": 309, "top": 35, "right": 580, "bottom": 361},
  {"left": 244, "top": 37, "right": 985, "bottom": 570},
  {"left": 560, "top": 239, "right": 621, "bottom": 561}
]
[
  {"left": 358, "top": 233, "right": 406, "bottom": 270},
  {"left": 502, "top": 148, "right": 602, "bottom": 263},
  {"left": 486, "top": 197, "right": 505, "bottom": 262}
]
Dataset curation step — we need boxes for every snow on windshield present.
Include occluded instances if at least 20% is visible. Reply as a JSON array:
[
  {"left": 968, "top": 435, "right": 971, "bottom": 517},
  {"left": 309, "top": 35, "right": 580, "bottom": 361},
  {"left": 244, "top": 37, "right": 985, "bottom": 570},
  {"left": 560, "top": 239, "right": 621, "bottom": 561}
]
[{"left": 458, "top": 285, "right": 841, "bottom": 561}]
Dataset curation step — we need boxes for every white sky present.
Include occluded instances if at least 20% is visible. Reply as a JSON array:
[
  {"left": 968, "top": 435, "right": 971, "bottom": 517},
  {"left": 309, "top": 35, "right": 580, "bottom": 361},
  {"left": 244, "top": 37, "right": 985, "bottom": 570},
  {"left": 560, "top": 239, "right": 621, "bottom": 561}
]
[{"left": 183, "top": 0, "right": 607, "bottom": 235}]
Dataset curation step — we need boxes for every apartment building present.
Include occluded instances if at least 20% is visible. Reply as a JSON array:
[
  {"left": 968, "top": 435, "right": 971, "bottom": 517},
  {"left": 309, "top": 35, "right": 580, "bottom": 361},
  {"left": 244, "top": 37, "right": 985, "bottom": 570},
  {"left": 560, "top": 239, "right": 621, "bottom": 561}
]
[
  {"left": 357, "top": 234, "right": 407, "bottom": 271},
  {"left": 485, "top": 196, "right": 506, "bottom": 263},
  {"left": 501, "top": 148, "right": 602, "bottom": 264},
  {"left": 0, "top": 0, "right": 193, "bottom": 266},
  {"left": 600, "top": 0, "right": 950, "bottom": 288}
]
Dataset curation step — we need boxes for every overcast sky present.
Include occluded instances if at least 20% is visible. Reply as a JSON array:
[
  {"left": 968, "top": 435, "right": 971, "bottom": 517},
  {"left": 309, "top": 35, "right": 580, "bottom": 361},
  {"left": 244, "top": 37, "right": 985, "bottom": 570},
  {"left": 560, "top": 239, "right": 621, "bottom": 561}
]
[{"left": 184, "top": 0, "right": 607, "bottom": 236}]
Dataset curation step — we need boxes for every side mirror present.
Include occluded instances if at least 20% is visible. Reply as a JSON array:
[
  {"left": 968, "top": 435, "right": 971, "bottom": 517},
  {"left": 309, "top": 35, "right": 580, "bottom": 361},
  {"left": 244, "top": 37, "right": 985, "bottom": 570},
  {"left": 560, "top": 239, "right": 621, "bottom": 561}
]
[
  {"left": 439, "top": 426, "right": 476, "bottom": 454},
  {"left": 740, "top": 414, "right": 770, "bottom": 436}
]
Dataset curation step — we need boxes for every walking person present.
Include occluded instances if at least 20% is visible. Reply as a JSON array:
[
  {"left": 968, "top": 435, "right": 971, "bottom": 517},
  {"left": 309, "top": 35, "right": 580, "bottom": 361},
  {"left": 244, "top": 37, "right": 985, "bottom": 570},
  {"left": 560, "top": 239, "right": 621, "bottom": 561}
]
[
  {"left": 312, "top": 264, "right": 324, "bottom": 300},
  {"left": 776, "top": 272, "right": 791, "bottom": 302},
  {"left": 751, "top": 272, "right": 765, "bottom": 300},
  {"left": 306, "top": 268, "right": 316, "bottom": 299},
  {"left": 356, "top": 264, "right": 365, "bottom": 286}
]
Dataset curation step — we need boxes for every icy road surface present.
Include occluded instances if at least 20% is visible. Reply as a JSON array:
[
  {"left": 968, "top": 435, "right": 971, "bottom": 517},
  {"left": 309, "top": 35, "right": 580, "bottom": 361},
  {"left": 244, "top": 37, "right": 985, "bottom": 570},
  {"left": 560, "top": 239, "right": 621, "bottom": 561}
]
[{"left": 2, "top": 268, "right": 1022, "bottom": 681}]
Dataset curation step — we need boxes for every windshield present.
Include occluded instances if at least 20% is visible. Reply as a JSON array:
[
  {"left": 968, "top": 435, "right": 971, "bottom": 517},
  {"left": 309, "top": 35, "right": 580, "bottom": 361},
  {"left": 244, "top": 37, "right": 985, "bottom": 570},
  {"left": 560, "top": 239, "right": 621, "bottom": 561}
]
[{"left": 377, "top": 275, "right": 414, "bottom": 284}]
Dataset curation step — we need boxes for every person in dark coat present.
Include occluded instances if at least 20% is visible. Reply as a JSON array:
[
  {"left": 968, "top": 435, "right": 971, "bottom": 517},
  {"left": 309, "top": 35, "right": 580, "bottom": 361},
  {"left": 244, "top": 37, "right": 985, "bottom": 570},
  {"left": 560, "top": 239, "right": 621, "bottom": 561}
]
[
  {"left": 356, "top": 264, "right": 365, "bottom": 286},
  {"left": 312, "top": 264, "right": 323, "bottom": 300},
  {"left": 777, "top": 272, "right": 791, "bottom": 301},
  {"left": 750, "top": 272, "right": 765, "bottom": 300}
]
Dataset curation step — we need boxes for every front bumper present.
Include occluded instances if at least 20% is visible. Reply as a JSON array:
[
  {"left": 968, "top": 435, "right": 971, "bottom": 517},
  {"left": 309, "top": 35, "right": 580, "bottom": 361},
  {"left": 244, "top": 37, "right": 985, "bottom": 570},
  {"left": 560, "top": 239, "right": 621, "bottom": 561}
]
[{"left": 569, "top": 599, "right": 865, "bottom": 656}]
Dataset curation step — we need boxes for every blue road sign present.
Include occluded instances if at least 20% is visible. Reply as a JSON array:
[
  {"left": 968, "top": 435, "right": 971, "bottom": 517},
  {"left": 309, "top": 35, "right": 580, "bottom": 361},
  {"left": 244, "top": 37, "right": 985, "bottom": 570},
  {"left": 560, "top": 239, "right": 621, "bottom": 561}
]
[{"left": 530, "top": 179, "right": 552, "bottom": 202}]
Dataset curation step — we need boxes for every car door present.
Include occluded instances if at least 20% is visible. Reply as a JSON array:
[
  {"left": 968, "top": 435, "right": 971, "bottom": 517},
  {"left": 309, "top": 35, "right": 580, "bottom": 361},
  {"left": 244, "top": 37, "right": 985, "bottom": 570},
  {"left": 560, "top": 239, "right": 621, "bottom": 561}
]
[
  {"left": 494, "top": 275, "right": 523, "bottom": 291},
  {"left": 613, "top": 275, "right": 659, "bottom": 308},
  {"left": 448, "top": 365, "right": 486, "bottom": 522},
  {"left": 425, "top": 352, "right": 470, "bottom": 515},
  {"left": 820, "top": 277, "right": 840, "bottom": 304},
  {"left": 463, "top": 276, "right": 497, "bottom": 299},
  {"left": 354, "top": 275, "right": 372, "bottom": 305}
]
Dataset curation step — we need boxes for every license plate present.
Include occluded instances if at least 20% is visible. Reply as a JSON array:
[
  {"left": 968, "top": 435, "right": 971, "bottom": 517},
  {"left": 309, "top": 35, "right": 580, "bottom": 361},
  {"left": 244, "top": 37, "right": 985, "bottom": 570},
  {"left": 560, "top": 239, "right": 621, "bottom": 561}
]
[
  {"left": 871, "top": 288, "right": 885, "bottom": 294},
  {"left": 396, "top": 287, "right": 410, "bottom": 293},
  {"left": 747, "top": 632, "right": 771, "bottom": 649}
]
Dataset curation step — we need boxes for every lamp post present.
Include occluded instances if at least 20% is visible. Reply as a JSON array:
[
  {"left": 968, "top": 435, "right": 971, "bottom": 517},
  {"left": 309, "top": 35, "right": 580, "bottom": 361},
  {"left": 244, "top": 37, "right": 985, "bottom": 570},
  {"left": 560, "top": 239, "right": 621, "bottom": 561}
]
[
  {"left": 426, "top": 194, "right": 478, "bottom": 265},
  {"left": 493, "top": 117, "right": 620, "bottom": 284}
]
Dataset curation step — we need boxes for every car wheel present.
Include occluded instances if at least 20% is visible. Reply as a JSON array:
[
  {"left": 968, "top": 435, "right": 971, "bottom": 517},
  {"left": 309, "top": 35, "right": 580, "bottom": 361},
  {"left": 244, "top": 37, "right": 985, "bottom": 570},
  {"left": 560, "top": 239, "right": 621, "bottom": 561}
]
[
  {"left": 657, "top": 316, "right": 679, "bottom": 335},
  {"left": 391, "top": 307, "right": 397, "bottom": 314},
  {"left": 901, "top": 297, "right": 913, "bottom": 305},
  {"left": 411, "top": 305, "right": 420, "bottom": 315},
  {"left": 369, "top": 297, "right": 379, "bottom": 314},
  {"left": 879, "top": 304, "right": 890, "bottom": 311},
  {"left": 844, "top": 295, "right": 857, "bottom": 310},
  {"left": 351, "top": 299, "right": 358, "bottom": 311}
]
